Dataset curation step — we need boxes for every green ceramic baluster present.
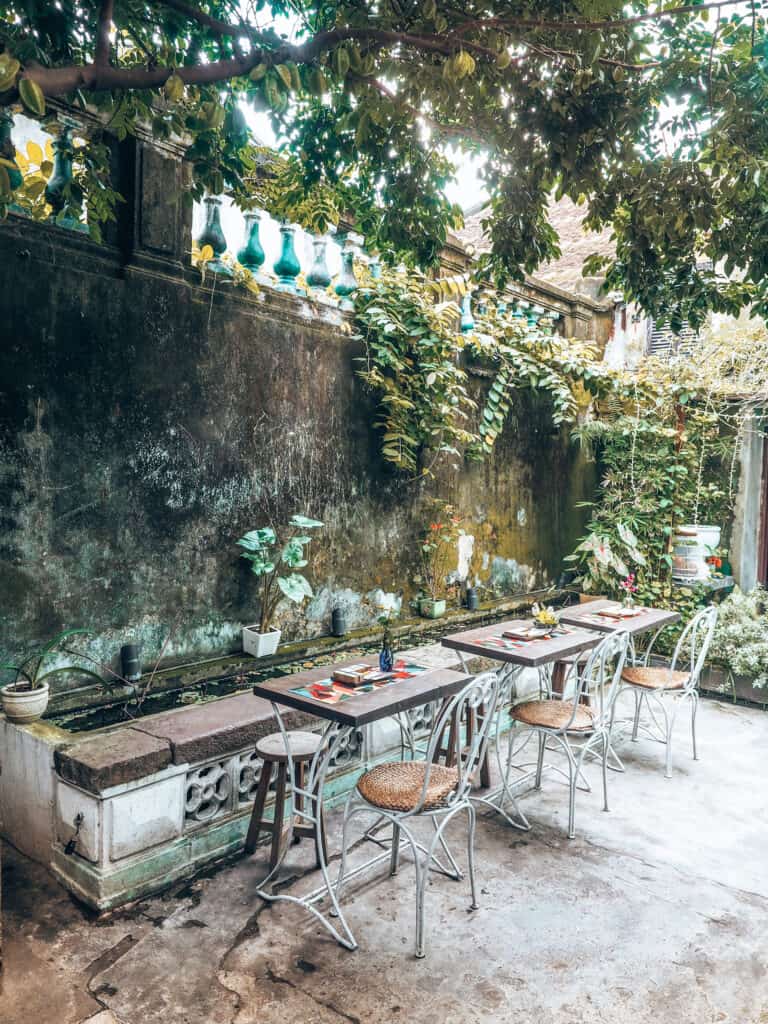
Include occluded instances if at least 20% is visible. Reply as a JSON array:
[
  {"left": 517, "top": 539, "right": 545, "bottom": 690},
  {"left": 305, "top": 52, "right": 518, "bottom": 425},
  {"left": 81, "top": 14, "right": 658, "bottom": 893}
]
[{"left": 274, "top": 222, "right": 301, "bottom": 292}]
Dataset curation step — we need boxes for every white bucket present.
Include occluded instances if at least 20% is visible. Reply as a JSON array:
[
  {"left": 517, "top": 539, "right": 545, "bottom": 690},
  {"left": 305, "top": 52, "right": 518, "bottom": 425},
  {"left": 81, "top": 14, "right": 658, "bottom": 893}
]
[{"left": 671, "top": 525, "right": 721, "bottom": 581}]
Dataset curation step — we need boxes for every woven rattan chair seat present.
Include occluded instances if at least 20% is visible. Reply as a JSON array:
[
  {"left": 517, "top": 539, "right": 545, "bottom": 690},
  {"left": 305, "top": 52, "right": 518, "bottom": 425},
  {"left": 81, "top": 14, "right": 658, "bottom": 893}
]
[
  {"left": 621, "top": 667, "right": 689, "bottom": 691},
  {"left": 511, "top": 698, "right": 595, "bottom": 732},
  {"left": 357, "top": 762, "right": 459, "bottom": 812}
]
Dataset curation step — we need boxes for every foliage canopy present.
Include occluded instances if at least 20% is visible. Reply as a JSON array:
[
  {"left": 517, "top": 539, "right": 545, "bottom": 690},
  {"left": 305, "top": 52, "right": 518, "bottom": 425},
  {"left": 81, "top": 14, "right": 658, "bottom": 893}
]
[{"left": 3, "top": 2, "right": 768, "bottom": 322}]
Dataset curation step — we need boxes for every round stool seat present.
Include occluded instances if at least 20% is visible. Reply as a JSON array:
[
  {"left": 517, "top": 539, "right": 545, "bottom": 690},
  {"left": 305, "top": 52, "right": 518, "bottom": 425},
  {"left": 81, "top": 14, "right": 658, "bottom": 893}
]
[{"left": 255, "top": 730, "right": 322, "bottom": 763}]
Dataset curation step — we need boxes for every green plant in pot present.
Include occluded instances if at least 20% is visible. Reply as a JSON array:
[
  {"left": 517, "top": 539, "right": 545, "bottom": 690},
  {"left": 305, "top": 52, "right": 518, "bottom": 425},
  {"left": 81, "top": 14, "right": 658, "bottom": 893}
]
[
  {"left": 237, "top": 515, "right": 324, "bottom": 657},
  {"left": 417, "top": 502, "right": 463, "bottom": 619},
  {"left": 0, "top": 629, "right": 104, "bottom": 723}
]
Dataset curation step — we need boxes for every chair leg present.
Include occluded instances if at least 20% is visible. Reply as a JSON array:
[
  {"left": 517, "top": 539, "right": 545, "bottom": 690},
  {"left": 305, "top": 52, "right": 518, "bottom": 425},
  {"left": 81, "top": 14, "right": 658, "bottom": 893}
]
[
  {"left": 631, "top": 689, "right": 643, "bottom": 741},
  {"left": 269, "top": 762, "right": 288, "bottom": 870},
  {"left": 292, "top": 762, "right": 305, "bottom": 846},
  {"left": 397, "top": 823, "right": 425, "bottom": 958},
  {"left": 244, "top": 758, "right": 272, "bottom": 855},
  {"left": 566, "top": 749, "right": 578, "bottom": 839},
  {"left": 432, "top": 818, "right": 462, "bottom": 880},
  {"left": 473, "top": 704, "right": 492, "bottom": 788},
  {"left": 601, "top": 733, "right": 609, "bottom": 812},
  {"left": 389, "top": 823, "right": 401, "bottom": 876},
  {"left": 466, "top": 803, "right": 478, "bottom": 911},
  {"left": 534, "top": 731, "right": 546, "bottom": 789},
  {"left": 691, "top": 692, "right": 699, "bottom": 761},
  {"left": 663, "top": 698, "right": 677, "bottom": 780}
]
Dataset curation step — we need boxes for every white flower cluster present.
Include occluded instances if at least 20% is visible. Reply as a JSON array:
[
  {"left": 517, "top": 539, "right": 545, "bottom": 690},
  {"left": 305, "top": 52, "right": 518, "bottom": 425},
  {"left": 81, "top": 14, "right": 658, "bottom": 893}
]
[{"left": 711, "top": 586, "right": 768, "bottom": 688}]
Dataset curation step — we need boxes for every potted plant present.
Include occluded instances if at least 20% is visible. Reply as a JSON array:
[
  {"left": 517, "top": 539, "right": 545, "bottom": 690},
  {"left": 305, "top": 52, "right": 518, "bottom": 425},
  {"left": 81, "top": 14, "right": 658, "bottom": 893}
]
[
  {"left": 378, "top": 612, "right": 395, "bottom": 671},
  {"left": 1, "top": 629, "right": 103, "bottom": 723},
  {"left": 237, "top": 514, "right": 324, "bottom": 657},
  {"left": 531, "top": 603, "right": 559, "bottom": 632},
  {"left": 417, "top": 503, "right": 463, "bottom": 619},
  {"left": 619, "top": 572, "right": 638, "bottom": 609}
]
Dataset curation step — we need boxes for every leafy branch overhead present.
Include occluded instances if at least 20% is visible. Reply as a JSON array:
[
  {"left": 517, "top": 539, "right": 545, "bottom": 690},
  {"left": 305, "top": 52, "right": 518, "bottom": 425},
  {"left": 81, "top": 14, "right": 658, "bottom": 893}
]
[{"left": 4, "top": 3, "right": 768, "bottom": 320}]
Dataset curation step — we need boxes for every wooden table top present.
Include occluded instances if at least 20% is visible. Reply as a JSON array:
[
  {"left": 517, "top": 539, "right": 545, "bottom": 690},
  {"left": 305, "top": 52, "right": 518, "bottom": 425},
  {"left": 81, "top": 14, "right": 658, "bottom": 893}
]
[
  {"left": 440, "top": 619, "right": 601, "bottom": 668},
  {"left": 252, "top": 654, "right": 470, "bottom": 728},
  {"left": 558, "top": 599, "right": 680, "bottom": 636}
]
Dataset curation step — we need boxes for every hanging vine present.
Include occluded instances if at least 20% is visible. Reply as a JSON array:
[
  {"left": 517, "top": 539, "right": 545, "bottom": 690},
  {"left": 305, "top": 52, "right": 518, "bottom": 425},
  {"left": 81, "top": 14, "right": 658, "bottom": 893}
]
[{"left": 353, "top": 266, "right": 607, "bottom": 477}]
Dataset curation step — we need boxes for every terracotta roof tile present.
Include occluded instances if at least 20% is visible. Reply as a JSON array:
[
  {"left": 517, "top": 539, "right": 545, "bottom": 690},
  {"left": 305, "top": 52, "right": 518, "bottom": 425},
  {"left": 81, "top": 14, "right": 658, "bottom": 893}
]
[{"left": 455, "top": 197, "right": 615, "bottom": 296}]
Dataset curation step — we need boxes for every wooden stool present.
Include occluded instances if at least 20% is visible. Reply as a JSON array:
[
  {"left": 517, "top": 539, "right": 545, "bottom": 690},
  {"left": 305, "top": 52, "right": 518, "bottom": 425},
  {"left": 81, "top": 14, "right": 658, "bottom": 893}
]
[
  {"left": 432, "top": 699, "right": 492, "bottom": 789},
  {"left": 244, "top": 730, "right": 328, "bottom": 870}
]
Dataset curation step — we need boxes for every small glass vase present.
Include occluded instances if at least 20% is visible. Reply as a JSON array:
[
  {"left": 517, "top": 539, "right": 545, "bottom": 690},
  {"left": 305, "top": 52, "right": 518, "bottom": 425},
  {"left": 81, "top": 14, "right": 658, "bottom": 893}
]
[
  {"left": 379, "top": 643, "right": 394, "bottom": 673},
  {"left": 621, "top": 593, "right": 635, "bottom": 610}
]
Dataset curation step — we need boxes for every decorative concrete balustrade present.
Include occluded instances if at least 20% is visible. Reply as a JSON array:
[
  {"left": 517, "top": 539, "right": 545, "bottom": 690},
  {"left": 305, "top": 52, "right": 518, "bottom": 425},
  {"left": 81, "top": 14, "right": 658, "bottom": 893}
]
[
  {"left": 194, "top": 195, "right": 369, "bottom": 308},
  {"left": 3, "top": 111, "right": 88, "bottom": 232},
  {"left": 0, "top": 642, "right": 483, "bottom": 911}
]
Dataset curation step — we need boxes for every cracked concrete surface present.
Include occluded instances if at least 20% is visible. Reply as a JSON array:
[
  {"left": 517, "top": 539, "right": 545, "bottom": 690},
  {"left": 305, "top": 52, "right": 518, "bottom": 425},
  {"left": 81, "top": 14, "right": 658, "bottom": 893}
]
[{"left": 2, "top": 695, "right": 768, "bottom": 1024}]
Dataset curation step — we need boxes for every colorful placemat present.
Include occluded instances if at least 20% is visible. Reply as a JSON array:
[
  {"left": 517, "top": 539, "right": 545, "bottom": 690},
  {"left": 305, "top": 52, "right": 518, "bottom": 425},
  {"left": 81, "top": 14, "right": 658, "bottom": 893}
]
[
  {"left": 291, "top": 660, "right": 428, "bottom": 706},
  {"left": 477, "top": 626, "right": 575, "bottom": 652},
  {"left": 581, "top": 606, "right": 648, "bottom": 626}
]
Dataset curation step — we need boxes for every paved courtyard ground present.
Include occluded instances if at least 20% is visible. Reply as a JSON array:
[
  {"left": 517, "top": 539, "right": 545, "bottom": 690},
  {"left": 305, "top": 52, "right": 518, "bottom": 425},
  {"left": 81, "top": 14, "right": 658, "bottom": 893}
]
[{"left": 2, "top": 693, "right": 767, "bottom": 1024}]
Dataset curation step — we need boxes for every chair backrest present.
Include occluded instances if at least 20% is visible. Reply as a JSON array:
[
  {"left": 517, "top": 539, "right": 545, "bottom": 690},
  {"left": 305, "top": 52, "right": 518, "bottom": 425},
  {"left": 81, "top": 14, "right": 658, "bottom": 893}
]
[
  {"left": 572, "top": 630, "right": 631, "bottom": 728},
  {"left": 420, "top": 670, "right": 501, "bottom": 810},
  {"left": 670, "top": 605, "right": 718, "bottom": 689}
]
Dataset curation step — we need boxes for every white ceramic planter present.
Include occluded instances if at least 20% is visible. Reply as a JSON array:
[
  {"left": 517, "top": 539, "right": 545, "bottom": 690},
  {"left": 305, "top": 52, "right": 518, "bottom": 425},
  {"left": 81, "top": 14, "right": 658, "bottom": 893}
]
[
  {"left": 1, "top": 681, "right": 50, "bottom": 722},
  {"left": 242, "top": 626, "right": 281, "bottom": 658},
  {"left": 419, "top": 598, "right": 446, "bottom": 620}
]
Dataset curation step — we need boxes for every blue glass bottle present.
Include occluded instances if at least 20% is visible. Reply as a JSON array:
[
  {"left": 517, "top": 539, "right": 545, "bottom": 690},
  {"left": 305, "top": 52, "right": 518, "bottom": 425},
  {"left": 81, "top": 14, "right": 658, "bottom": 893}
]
[
  {"left": 379, "top": 640, "right": 394, "bottom": 673},
  {"left": 379, "top": 621, "right": 394, "bottom": 672}
]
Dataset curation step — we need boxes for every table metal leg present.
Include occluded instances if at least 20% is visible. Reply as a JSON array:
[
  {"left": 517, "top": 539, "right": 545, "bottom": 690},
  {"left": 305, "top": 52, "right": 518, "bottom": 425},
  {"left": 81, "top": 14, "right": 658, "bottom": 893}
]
[{"left": 453, "top": 658, "right": 535, "bottom": 829}]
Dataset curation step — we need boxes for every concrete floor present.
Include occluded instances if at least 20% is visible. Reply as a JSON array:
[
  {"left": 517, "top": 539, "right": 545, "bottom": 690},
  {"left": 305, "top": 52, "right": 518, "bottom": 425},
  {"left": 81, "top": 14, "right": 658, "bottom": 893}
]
[{"left": 3, "top": 693, "right": 768, "bottom": 1024}]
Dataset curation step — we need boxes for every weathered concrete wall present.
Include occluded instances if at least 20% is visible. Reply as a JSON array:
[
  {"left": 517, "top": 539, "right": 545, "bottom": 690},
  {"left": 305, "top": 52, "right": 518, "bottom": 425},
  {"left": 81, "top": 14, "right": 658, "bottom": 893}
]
[{"left": 0, "top": 139, "right": 597, "bottom": 680}]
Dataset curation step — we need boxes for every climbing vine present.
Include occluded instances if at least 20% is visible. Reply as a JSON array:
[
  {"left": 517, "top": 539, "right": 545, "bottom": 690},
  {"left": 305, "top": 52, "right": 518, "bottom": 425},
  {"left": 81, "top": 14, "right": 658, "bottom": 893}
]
[
  {"left": 353, "top": 266, "right": 477, "bottom": 476},
  {"left": 353, "top": 265, "right": 605, "bottom": 477},
  {"left": 566, "top": 318, "right": 768, "bottom": 615}
]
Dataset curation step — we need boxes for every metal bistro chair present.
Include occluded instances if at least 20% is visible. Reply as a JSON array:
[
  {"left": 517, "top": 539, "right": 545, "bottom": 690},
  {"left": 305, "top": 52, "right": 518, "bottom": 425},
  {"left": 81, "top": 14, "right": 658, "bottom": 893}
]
[
  {"left": 616, "top": 604, "right": 718, "bottom": 778},
  {"left": 335, "top": 670, "right": 501, "bottom": 959},
  {"left": 508, "top": 630, "right": 630, "bottom": 839}
]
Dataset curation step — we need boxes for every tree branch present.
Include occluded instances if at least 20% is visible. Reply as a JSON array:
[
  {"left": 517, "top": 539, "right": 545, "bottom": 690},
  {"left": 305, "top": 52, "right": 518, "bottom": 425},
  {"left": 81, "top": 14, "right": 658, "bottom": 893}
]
[
  {"left": 94, "top": 0, "right": 114, "bottom": 66},
  {"left": 453, "top": 0, "right": 748, "bottom": 35},
  {"left": 158, "top": 0, "right": 246, "bottom": 39},
  {"left": 18, "top": 19, "right": 664, "bottom": 100}
]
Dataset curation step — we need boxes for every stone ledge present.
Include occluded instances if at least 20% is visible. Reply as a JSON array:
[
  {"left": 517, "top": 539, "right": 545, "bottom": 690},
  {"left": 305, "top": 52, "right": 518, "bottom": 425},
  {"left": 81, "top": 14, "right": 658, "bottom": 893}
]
[
  {"left": 55, "top": 727, "right": 172, "bottom": 794},
  {"left": 132, "top": 692, "right": 315, "bottom": 765}
]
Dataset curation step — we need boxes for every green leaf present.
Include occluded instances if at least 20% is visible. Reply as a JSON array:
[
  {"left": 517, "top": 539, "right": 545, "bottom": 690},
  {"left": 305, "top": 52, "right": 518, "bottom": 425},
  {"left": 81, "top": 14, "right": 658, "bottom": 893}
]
[
  {"left": 277, "top": 573, "right": 313, "bottom": 603},
  {"left": 289, "top": 515, "right": 323, "bottom": 529},
  {"left": 237, "top": 528, "right": 276, "bottom": 551}
]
